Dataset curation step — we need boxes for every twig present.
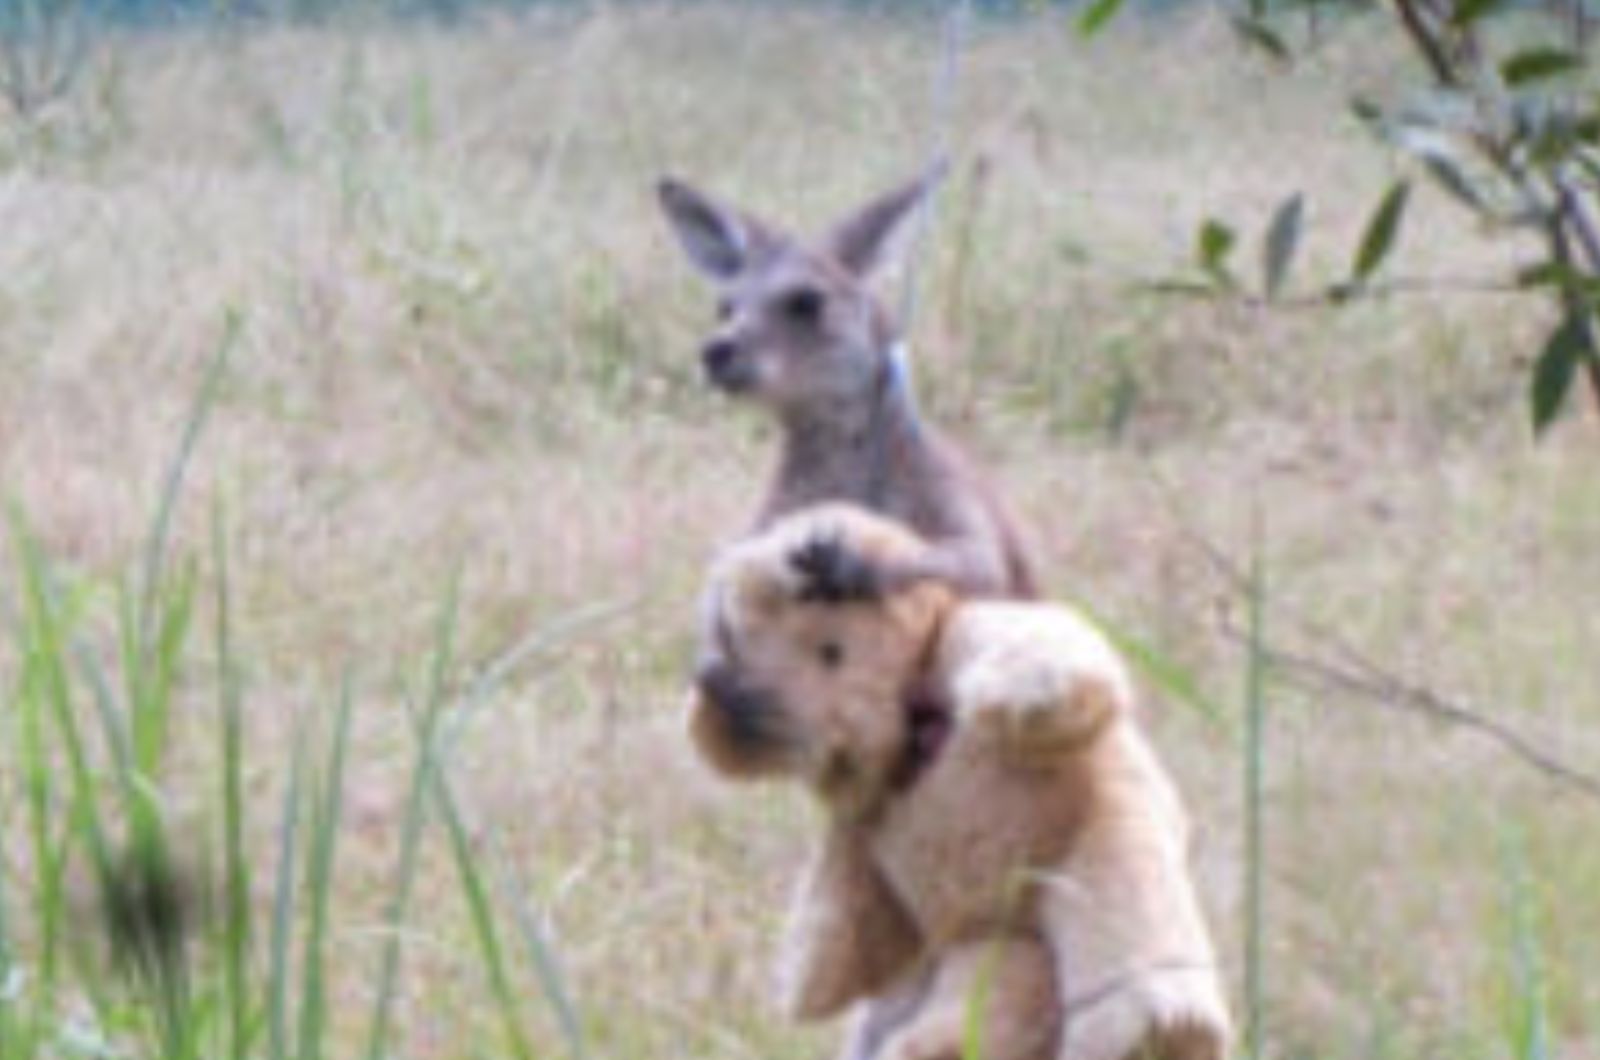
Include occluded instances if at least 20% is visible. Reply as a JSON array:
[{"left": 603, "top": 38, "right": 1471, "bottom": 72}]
[
  {"left": 1142, "top": 474, "right": 1600, "bottom": 807},
  {"left": 1238, "top": 632, "right": 1600, "bottom": 804},
  {"left": 1390, "top": 0, "right": 1460, "bottom": 89},
  {"left": 1136, "top": 272, "right": 1531, "bottom": 309}
]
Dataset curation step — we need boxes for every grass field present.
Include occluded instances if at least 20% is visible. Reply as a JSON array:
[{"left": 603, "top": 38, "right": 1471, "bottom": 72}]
[{"left": 1, "top": 4, "right": 1597, "bottom": 1058}]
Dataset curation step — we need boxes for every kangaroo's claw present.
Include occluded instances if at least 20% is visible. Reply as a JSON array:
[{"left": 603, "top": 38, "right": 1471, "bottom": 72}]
[{"left": 790, "top": 534, "right": 882, "bottom": 604}]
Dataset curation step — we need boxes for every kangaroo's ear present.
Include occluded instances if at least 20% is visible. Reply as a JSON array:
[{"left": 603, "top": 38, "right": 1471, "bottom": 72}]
[
  {"left": 657, "top": 177, "right": 755, "bottom": 282},
  {"left": 821, "top": 160, "right": 949, "bottom": 280}
]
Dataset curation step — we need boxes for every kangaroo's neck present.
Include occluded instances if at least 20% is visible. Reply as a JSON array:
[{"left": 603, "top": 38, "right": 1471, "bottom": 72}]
[{"left": 771, "top": 346, "right": 927, "bottom": 512}]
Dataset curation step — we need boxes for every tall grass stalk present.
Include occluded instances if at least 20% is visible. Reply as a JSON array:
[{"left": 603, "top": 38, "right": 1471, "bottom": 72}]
[
  {"left": 1497, "top": 825, "right": 1550, "bottom": 1060},
  {"left": 1076, "top": 602, "right": 1229, "bottom": 730},
  {"left": 363, "top": 579, "right": 462, "bottom": 1060},
  {"left": 958, "top": 940, "right": 1001, "bottom": 1060},
  {"left": 295, "top": 674, "right": 356, "bottom": 1060},
  {"left": 212, "top": 511, "right": 251, "bottom": 1060},
  {"left": 0, "top": 733, "right": 13, "bottom": 1058},
  {"left": 11, "top": 512, "right": 123, "bottom": 1054},
  {"left": 498, "top": 855, "right": 587, "bottom": 1060},
  {"left": 1241, "top": 536, "right": 1269, "bottom": 1060},
  {"left": 2, "top": 305, "right": 597, "bottom": 1059},
  {"left": 421, "top": 713, "right": 537, "bottom": 1060},
  {"left": 266, "top": 720, "right": 310, "bottom": 1060}
]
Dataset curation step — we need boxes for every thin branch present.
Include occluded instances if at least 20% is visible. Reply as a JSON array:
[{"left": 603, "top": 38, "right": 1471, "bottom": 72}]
[
  {"left": 1390, "top": 0, "right": 1461, "bottom": 88},
  {"left": 1142, "top": 474, "right": 1600, "bottom": 807},
  {"left": 1553, "top": 178, "right": 1600, "bottom": 276},
  {"left": 1136, "top": 272, "right": 1532, "bottom": 309},
  {"left": 1229, "top": 625, "right": 1600, "bottom": 805}
]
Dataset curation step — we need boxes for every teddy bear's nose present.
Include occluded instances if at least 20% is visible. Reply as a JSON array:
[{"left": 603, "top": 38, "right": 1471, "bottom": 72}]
[
  {"left": 695, "top": 661, "right": 746, "bottom": 711},
  {"left": 696, "top": 663, "right": 784, "bottom": 749}
]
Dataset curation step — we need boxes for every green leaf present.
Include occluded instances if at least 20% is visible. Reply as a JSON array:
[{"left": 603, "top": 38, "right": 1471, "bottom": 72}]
[
  {"left": 1351, "top": 181, "right": 1411, "bottom": 284},
  {"left": 1349, "top": 96, "right": 1385, "bottom": 130},
  {"left": 1421, "top": 155, "right": 1488, "bottom": 213},
  {"left": 1452, "top": 0, "right": 1513, "bottom": 25},
  {"left": 1076, "top": 0, "right": 1126, "bottom": 39},
  {"left": 1501, "top": 48, "right": 1584, "bottom": 87},
  {"left": 1515, "top": 260, "right": 1600, "bottom": 299},
  {"left": 1231, "top": 15, "right": 1291, "bottom": 63},
  {"left": 1140, "top": 279, "right": 1221, "bottom": 297},
  {"left": 1197, "top": 218, "right": 1238, "bottom": 289},
  {"left": 1531, "top": 311, "right": 1592, "bottom": 434},
  {"left": 1262, "top": 193, "right": 1305, "bottom": 300}
]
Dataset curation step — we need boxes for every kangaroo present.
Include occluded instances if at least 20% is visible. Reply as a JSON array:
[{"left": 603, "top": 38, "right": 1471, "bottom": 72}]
[
  {"left": 661, "top": 168, "right": 1047, "bottom": 1059},
  {"left": 656, "top": 166, "right": 1037, "bottom": 601}
]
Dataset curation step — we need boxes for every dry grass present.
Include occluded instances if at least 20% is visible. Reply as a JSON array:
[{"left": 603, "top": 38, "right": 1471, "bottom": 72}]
[{"left": 1, "top": 5, "right": 1596, "bottom": 1057}]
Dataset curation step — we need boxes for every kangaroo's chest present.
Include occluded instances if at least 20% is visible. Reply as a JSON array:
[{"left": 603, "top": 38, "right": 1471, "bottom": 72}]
[{"left": 762, "top": 442, "right": 956, "bottom": 537}]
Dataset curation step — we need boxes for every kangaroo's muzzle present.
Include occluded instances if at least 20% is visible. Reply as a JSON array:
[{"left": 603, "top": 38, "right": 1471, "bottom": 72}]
[{"left": 701, "top": 338, "right": 757, "bottom": 393}]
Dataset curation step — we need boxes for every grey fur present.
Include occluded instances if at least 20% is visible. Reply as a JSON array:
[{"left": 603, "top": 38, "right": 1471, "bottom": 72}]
[{"left": 658, "top": 168, "right": 1036, "bottom": 599}]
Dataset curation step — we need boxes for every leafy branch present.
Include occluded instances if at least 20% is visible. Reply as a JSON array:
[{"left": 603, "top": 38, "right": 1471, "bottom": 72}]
[{"left": 1099, "top": 0, "right": 1600, "bottom": 434}]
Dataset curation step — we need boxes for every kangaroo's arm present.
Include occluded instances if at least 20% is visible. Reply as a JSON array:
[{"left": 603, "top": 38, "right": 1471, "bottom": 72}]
[{"left": 788, "top": 499, "right": 1023, "bottom": 605}]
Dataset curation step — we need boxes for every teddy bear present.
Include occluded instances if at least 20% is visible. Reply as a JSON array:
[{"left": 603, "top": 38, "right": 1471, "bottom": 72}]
[{"left": 687, "top": 502, "right": 1231, "bottom": 1060}]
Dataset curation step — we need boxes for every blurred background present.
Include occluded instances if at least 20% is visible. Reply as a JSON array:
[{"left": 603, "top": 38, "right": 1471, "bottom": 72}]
[{"left": 0, "top": 0, "right": 1596, "bottom": 1057}]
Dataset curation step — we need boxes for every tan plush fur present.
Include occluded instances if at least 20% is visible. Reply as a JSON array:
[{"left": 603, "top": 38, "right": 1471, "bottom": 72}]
[{"left": 688, "top": 504, "right": 1231, "bottom": 1060}]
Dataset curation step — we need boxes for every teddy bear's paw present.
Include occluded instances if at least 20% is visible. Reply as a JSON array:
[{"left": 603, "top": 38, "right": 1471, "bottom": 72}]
[
  {"left": 954, "top": 653, "right": 1113, "bottom": 758},
  {"left": 1059, "top": 965, "right": 1231, "bottom": 1060},
  {"left": 875, "top": 1028, "right": 960, "bottom": 1060}
]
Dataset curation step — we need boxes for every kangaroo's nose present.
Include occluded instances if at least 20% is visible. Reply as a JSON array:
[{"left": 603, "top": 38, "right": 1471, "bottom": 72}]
[{"left": 701, "top": 338, "right": 738, "bottom": 376}]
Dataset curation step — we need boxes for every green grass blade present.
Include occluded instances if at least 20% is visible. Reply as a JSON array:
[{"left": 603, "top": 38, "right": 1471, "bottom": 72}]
[
  {"left": 267, "top": 720, "right": 310, "bottom": 1060},
  {"left": 12, "top": 513, "right": 118, "bottom": 881},
  {"left": 1070, "top": 601, "right": 1228, "bottom": 729},
  {"left": 1497, "top": 824, "right": 1550, "bottom": 1060},
  {"left": 138, "top": 308, "right": 241, "bottom": 666},
  {"left": 363, "top": 581, "right": 460, "bottom": 1060},
  {"left": 130, "top": 563, "right": 197, "bottom": 781},
  {"left": 1241, "top": 538, "right": 1269, "bottom": 1060},
  {"left": 373, "top": 581, "right": 571, "bottom": 1060},
  {"left": 9, "top": 509, "right": 127, "bottom": 1055},
  {"left": 423, "top": 746, "right": 534, "bottom": 1060},
  {"left": 497, "top": 857, "right": 587, "bottom": 1060},
  {"left": 0, "top": 798, "right": 13, "bottom": 1058},
  {"left": 295, "top": 673, "right": 355, "bottom": 1060},
  {"left": 213, "top": 510, "right": 251, "bottom": 1060},
  {"left": 425, "top": 597, "right": 613, "bottom": 1060},
  {"left": 958, "top": 940, "right": 1000, "bottom": 1060}
]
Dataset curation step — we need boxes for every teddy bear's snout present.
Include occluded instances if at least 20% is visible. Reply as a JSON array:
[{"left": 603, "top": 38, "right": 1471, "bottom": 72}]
[{"left": 696, "top": 661, "right": 790, "bottom": 755}]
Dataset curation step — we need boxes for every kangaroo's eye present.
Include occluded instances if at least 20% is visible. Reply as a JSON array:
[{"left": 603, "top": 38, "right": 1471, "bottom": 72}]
[
  {"left": 781, "top": 287, "right": 825, "bottom": 324},
  {"left": 817, "top": 641, "right": 845, "bottom": 669}
]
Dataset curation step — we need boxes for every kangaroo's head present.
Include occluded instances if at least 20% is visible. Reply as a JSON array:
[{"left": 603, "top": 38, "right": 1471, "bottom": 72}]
[{"left": 657, "top": 166, "right": 945, "bottom": 422}]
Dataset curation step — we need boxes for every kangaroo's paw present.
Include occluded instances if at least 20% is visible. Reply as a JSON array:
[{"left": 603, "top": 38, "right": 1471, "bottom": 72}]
[{"left": 790, "top": 533, "right": 883, "bottom": 604}]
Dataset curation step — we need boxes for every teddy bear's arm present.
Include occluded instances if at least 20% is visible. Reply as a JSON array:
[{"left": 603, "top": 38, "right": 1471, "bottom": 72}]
[{"left": 778, "top": 824, "right": 925, "bottom": 1021}]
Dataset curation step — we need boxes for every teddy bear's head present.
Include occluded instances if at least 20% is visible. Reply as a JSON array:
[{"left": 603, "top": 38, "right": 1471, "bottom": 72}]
[{"left": 688, "top": 504, "right": 955, "bottom": 814}]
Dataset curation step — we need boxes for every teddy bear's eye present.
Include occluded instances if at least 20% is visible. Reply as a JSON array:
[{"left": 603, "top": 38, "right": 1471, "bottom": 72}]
[{"left": 817, "top": 641, "right": 845, "bottom": 669}]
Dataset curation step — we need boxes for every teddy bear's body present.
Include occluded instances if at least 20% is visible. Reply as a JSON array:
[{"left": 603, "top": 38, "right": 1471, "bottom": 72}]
[{"left": 689, "top": 505, "right": 1230, "bottom": 1060}]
